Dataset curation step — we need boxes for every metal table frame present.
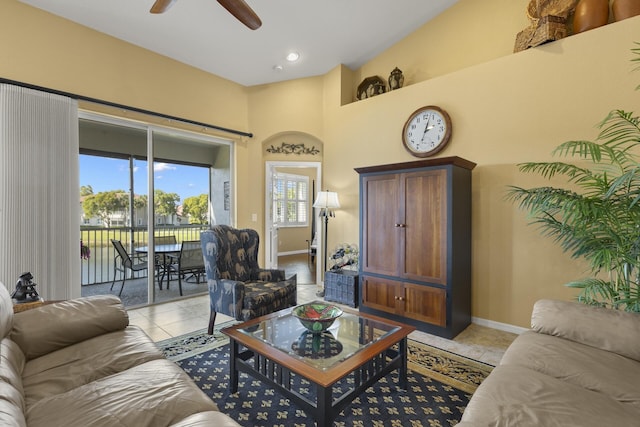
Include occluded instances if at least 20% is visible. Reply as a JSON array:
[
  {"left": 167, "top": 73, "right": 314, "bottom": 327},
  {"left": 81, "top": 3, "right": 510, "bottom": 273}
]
[{"left": 223, "top": 306, "right": 414, "bottom": 427}]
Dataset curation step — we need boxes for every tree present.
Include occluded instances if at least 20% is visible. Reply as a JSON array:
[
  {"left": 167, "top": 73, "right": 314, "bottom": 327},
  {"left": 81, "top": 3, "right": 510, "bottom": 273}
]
[
  {"left": 183, "top": 194, "right": 209, "bottom": 224},
  {"left": 82, "top": 190, "right": 127, "bottom": 227},
  {"left": 80, "top": 185, "right": 93, "bottom": 197},
  {"left": 134, "top": 194, "right": 147, "bottom": 211},
  {"left": 154, "top": 190, "right": 180, "bottom": 224}
]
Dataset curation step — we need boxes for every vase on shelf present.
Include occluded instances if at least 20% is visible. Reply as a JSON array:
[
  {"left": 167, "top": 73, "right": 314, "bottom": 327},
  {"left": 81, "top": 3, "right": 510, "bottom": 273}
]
[
  {"left": 573, "top": 0, "right": 609, "bottom": 34},
  {"left": 612, "top": 0, "right": 640, "bottom": 21}
]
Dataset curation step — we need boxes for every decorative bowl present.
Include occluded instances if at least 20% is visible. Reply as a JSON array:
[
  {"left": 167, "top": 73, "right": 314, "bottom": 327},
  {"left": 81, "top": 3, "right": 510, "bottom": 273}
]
[{"left": 292, "top": 302, "right": 343, "bottom": 334}]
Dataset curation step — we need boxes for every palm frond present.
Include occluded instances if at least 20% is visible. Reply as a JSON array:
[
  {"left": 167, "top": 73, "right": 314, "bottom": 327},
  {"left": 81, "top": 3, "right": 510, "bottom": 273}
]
[
  {"left": 507, "top": 43, "right": 640, "bottom": 312},
  {"left": 597, "top": 110, "right": 640, "bottom": 152}
]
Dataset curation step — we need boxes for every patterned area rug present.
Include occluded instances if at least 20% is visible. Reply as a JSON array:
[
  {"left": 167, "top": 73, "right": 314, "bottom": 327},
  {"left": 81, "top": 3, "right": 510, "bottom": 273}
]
[{"left": 158, "top": 328, "right": 493, "bottom": 426}]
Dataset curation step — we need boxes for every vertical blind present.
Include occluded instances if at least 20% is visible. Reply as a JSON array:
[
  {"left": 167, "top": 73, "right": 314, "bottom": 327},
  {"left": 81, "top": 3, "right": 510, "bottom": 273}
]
[{"left": 0, "top": 84, "right": 80, "bottom": 300}]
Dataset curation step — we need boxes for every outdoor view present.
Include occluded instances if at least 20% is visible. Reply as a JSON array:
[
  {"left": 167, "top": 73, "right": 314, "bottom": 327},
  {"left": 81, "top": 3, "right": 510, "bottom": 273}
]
[
  {"left": 80, "top": 154, "right": 210, "bottom": 286},
  {"left": 78, "top": 117, "right": 232, "bottom": 305}
]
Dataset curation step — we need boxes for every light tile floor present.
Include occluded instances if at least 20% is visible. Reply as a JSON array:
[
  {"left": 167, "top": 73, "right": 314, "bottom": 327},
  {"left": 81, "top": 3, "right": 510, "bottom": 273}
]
[{"left": 129, "top": 284, "right": 517, "bottom": 366}]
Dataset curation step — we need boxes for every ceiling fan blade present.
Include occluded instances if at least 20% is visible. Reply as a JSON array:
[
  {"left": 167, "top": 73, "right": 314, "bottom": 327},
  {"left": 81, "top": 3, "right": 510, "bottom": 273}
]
[
  {"left": 150, "top": 0, "right": 177, "bottom": 14},
  {"left": 217, "top": 0, "right": 262, "bottom": 30}
]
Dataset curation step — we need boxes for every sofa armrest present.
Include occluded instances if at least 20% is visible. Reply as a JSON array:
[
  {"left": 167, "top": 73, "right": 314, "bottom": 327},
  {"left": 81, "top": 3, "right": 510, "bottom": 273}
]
[
  {"left": 531, "top": 299, "right": 640, "bottom": 362},
  {"left": 11, "top": 295, "right": 129, "bottom": 360}
]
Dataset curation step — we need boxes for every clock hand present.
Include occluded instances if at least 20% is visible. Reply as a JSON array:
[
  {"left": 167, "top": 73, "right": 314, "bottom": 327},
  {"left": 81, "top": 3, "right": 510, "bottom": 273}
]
[{"left": 420, "top": 116, "right": 431, "bottom": 142}]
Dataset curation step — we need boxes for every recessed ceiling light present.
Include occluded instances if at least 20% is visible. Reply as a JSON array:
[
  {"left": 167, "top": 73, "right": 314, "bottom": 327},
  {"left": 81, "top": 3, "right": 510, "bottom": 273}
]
[
  {"left": 273, "top": 65, "right": 284, "bottom": 71},
  {"left": 286, "top": 52, "right": 300, "bottom": 62}
]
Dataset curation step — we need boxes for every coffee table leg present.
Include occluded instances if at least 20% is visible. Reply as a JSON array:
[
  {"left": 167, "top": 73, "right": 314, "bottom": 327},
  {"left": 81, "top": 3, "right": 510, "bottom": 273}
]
[
  {"left": 316, "top": 384, "right": 332, "bottom": 427},
  {"left": 399, "top": 337, "right": 408, "bottom": 390},
  {"left": 229, "top": 338, "right": 239, "bottom": 393}
]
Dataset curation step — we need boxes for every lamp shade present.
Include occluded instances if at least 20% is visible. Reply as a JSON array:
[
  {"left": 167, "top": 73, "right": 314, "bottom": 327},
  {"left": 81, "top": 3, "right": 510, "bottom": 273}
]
[{"left": 313, "top": 191, "right": 340, "bottom": 209}]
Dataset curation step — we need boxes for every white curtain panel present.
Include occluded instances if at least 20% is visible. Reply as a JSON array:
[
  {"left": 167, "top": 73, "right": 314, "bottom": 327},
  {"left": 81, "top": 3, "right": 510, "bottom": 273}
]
[{"left": 0, "top": 84, "right": 80, "bottom": 300}]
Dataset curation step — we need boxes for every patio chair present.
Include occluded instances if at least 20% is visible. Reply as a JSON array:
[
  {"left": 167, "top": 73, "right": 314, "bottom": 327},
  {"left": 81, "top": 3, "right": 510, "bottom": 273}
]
[
  {"left": 110, "top": 239, "right": 148, "bottom": 297},
  {"left": 201, "top": 225, "right": 297, "bottom": 334},
  {"left": 154, "top": 235, "right": 177, "bottom": 286},
  {"left": 154, "top": 235, "right": 176, "bottom": 245},
  {"left": 167, "top": 240, "right": 205, "bottom": 296}
]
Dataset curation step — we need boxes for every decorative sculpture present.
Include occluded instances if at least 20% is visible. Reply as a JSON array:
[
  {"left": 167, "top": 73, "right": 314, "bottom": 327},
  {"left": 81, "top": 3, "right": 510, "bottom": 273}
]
[
  {"left": 11, "top": 272, "right": 41, "bottom": 303},
  {"left": 388, "top": 67, "right": 405, "bottom": 91},
  {"left": 514, "top": 0, "right": 579, "bottom": 52},
  {"left": 266, "top": 142, "right": 320, "bottom": 155},
  {"left": 357, "top": 76, "right": 386, "bottom": 101}
]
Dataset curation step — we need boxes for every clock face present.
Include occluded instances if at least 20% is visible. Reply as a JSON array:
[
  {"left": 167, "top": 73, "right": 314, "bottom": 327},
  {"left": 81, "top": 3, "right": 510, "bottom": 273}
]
[{"left": 402, "top": 106, "right": 452, "bottom": 157}]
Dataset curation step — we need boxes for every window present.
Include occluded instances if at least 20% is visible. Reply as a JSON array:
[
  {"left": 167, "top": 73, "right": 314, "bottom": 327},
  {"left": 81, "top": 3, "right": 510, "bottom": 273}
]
[{"left": 273, "top": 173, "right": 308, "bottom": 227}]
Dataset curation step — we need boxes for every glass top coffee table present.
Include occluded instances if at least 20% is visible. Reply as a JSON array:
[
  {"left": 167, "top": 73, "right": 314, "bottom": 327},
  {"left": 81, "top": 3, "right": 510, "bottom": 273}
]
[{"left": 222, "top": 302, "right": 415, "bottom": 427}]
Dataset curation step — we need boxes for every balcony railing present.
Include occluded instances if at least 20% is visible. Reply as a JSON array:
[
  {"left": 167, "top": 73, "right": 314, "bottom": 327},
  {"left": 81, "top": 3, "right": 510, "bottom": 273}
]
[{"left": 80, "top": 225, "right": 209, "bottom": 285}]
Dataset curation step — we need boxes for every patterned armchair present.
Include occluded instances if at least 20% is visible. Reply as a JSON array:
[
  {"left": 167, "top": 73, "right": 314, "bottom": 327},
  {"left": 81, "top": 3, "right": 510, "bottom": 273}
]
[{"left": 201, "top": 225, "right": 297, "bottom": 334}]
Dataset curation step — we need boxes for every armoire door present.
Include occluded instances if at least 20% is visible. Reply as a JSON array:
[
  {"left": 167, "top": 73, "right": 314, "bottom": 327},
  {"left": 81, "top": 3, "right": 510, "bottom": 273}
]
[
  {"left": 362, "top": 174, "right": 400, "bottom": 277},
  {"left": 400, "top": 169, "right": 448, "bottom": 285}
]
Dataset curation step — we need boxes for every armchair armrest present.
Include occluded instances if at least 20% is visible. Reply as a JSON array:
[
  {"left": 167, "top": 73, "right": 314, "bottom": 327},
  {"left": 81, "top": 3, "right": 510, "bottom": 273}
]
[
  {"left": 531, "top": 299, "right": 640, "bottom": 362},
  {"left": 11, "top": 295, "right": 129, "bottom": 360},
  {"left": 210, "top": 279, "right": 246, "bottom": 320},
  {"left": 254, "top": 269, "right": 286, "bottom": 282}
]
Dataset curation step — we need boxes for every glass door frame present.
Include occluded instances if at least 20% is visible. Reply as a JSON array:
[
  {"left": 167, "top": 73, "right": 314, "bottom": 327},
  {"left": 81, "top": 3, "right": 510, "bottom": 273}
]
[{"left": 79, "top": 110, "right": 235, "bottom": 305}]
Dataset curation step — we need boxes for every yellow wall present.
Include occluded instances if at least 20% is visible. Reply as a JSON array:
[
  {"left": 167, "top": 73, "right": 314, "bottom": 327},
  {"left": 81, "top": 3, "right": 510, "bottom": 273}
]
[
  {"left": 2, "top": 0, "right": 640, "bottom": 327},
  {"left": 322, "top": 16, "right": 640, "bottom": 327},
  {"left": 355, "top": 0, "right": 531, "bottom": 96}
]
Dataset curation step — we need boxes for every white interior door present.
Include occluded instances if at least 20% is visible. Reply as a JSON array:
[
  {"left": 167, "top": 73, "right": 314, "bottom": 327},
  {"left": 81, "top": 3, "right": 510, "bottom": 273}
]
[
  {"left": 264, "top": 163, "right": 278, "bottom": 269},
  {"left": 264, "top": 161, "right": 322, "bottom": 286}
]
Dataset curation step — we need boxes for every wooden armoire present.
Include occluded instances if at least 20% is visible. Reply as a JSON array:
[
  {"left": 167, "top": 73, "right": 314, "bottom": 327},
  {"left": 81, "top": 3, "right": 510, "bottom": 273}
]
[{"left": 355, "top": 157, "right": 476, "bottom": 339}]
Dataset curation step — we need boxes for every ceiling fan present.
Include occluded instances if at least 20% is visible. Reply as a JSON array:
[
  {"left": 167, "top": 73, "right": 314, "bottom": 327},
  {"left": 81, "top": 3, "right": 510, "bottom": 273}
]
[{"left": 150, "top": 0, "right": 262, "bottom": 30}]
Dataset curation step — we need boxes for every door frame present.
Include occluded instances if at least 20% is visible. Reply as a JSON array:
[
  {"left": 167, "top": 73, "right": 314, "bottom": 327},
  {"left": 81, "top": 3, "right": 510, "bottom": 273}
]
[{"left": 265, "top": 161, "right": 322, "bottom": 286}]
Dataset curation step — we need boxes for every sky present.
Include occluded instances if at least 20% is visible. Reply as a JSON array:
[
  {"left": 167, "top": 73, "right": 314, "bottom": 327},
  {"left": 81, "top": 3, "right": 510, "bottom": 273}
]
[{"left": 80, "top": 154, "right": 209, "bottom": 202}]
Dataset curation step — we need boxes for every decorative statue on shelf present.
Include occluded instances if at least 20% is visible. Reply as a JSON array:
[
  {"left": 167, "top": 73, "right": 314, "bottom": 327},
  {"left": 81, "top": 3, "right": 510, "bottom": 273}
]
[
  {"left": 388, "top": 67, "right": 404, "bottom": 91},
  {"left": 11, "top": 272, "right": 40, "bottom": 303}
]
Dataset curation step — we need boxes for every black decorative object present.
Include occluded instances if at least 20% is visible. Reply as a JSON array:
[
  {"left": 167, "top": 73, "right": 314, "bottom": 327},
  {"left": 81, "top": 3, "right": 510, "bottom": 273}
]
[
  {"left": 388, "top": 67, "right": 404, "bottom": 90},
  {"left": 11, "top": 272, "right": 40, "bottom": 303},
  {"left": 266, "top": 142, "right": 320, "bottom": 155},
  {"left": 357, "top": 76, "right": 386, "bottom": 100}
]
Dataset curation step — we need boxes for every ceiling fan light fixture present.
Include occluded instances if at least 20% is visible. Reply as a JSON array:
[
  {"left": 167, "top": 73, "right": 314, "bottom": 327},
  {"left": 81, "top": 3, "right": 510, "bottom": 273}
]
[{"left": 286, "top": 52, "right": 300, "bottom": 62}]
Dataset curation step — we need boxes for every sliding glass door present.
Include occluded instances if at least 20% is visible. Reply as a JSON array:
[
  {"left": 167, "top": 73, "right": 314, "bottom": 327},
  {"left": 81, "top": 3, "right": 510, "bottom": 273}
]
[{"left": 79, "top": 113, "right": 233, "bottom": 307}]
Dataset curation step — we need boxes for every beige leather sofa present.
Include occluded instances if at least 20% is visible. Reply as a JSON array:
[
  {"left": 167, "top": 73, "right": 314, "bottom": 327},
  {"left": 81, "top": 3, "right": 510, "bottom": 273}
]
[
  {"left": 459, "top": 299, "right": 640, "bottom": 426},
  {"left": 0, "top": 282, "right": 239, "bottom": 427}
]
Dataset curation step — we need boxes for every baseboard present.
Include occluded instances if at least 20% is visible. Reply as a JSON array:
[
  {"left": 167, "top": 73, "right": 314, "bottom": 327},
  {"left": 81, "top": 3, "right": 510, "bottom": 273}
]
[{"left": 472, "top": 316, "right": 528, "bottom": 335}]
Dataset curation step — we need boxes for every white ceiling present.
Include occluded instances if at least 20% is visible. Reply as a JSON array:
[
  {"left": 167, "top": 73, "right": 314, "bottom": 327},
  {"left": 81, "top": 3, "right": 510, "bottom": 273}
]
[{"left": 19, "top": 0, "right": 459, "bottom": 87}]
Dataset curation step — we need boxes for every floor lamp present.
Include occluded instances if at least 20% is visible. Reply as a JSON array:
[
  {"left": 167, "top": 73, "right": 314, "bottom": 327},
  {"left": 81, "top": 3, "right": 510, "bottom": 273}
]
[{"left": 313, "top": 190, "right": 340, "bottom": 295}]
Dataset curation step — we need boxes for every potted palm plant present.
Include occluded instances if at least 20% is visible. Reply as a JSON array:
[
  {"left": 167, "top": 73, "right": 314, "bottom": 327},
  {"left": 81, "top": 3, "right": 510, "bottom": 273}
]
[{"left": 507, "top": 43, "right": 640, "bottom": 312}]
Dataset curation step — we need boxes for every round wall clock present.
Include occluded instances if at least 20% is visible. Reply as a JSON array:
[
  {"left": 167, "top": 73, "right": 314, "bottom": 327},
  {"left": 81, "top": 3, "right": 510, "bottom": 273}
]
[{"left": 402, "top": 106, "right": 452, "bottom": 157}]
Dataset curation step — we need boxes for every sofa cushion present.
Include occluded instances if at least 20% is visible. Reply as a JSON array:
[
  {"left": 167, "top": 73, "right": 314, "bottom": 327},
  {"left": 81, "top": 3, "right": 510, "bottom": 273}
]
[
  {"left": 531, "top": 299, "right": 640, "bottom": 362},
  {"left": 11, "top": 295, "right": 129, "bottom": 360},
  {"left": 22, "top": 326, "right": 164, "bottom": 407},
  {"left": 501, "top": 330, "right": 640, "bottom": 412},
  {"left": 26, "top": 359, "right": 218, "bottom": 427},
  {"left": 459, "top": 364, "right": 640, "bottom": 427}
]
